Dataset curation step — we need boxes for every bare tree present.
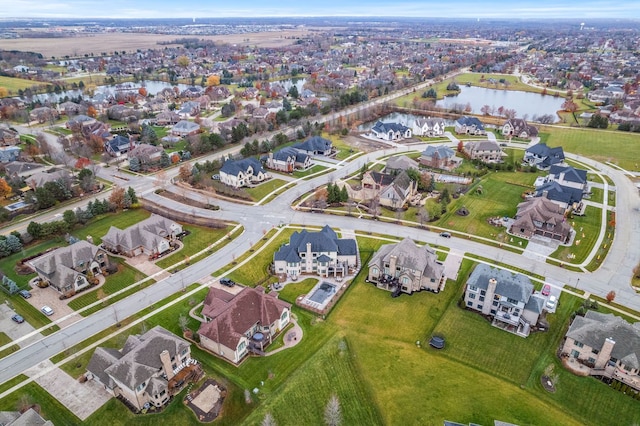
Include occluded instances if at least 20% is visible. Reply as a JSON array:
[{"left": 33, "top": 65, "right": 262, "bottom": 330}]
[
  {"left": 178, "top": 314, "right": 189, "bottom": 331},
  {"left": 324, "top": 394, "right": 342, "bottom": 426},
  {"left": 262, "top": 413, "right": 277, "bottom": 426}
]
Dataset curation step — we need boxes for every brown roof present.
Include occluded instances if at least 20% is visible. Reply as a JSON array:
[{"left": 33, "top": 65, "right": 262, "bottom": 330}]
[{"left": 198, "top": 287, "right": 291, "bottom": 349}]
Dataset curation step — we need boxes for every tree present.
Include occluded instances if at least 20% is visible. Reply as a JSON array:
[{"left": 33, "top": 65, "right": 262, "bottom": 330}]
[
  {"left": 160, "top": 150, "right": 170, "bottom": 168},
  {"left": 562, "top": 99, "right": 578, "bottom": 113},
  {"left": 109, "top": 186, "right": 126, "bottom": 210},
  {"left": 34, "top": 187, "right": 56, "bottom": 209},
  {"left": 262, "top": 413, "right": 277, "bottom": 426},
  {"left": 457, "top": 140, "right": 464, "bottom": 153},
  {"left": 480, "top": 104, "right": 491, "bottom": 115},
  {"left": 207, "top": 75, "right": 221, "bottom": 86},
  {"left": 0, "top": 178, "right": 12, "bottom": 198},
  {"left": 127, "top": 187, "right": 138, "bottom": 204},
  {"left": 176, "top": 55, "right": 190, "bottom": 68},
  {"left": 129, "top": 156, "right": 141, "bottom": 172},
  {"left": 178, "top": 314, "right": 189, "bottom": 331},
  {"left": 5, "top": 234, "right": 22, "bottom": 253},
  {"left": 178, "top": 164, "right": 192, "bottom": 183},
  {"left": 63, "top": 210, "right": 77, "bottom": 227},
  {"left": 288, "top": 85, "right": 299, "bottom": 99},
  {"left": 606, "top": 291, "right": 616, "bottom": 303},
  {"left": 27, "top": 221, "right": 43, "bottom": 239},
  {"left": 324, "top": 394, "right": 342, "bottom": 426}
]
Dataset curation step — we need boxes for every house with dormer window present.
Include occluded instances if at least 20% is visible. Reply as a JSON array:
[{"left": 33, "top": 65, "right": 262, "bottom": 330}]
[
  {"left": 464, "top": 264, "right": 546, "bottom": 337},
  {"left": 371, "top": 121, "right": 412, "bottom": 141},
  {"left": 219, "top": 158, "right": 270, "bottom": 188}
]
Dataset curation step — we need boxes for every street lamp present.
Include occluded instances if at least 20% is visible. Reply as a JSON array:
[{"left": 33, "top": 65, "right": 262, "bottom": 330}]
[{"left": 576, "top": 278, "right": 580, "bottom": 290}]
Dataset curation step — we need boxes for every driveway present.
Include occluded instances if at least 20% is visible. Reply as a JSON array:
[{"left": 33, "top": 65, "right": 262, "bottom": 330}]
[
  {"left": 22, "top": 285, "right": 79, "bottom": 329},
  {"left": 442, "top": 249, "right": 464, "bottom": 281},
  {"left": 25, "top": 359, "right": 111, "bottom": 421},
  {"left": 522, "top": 237, "right": 560, "bottom": 262},
  {"left": 126, "top": 254, "right": 171, "bottom": 280},
  {"left": 0, "top": 303, "right": 43, "bottom": 348}
]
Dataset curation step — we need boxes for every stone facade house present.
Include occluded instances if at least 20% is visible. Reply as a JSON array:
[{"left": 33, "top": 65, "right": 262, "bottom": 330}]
[
  {"left": 455, "top": 116, "right": 485, "bottom": 135},
  {"left": 367, "top": 238, "right": 446, "bottom": 295},
  {"left": 371, "top": 121, "right": 412, "bottom": 141},
  {"left": 29, "top": 240, "right": 109, "bottom": 295},
  {"left": 561, "top": 311, "right": 640, "bottom": 392},
  {"left": 420, "top": 145, "right": 462, "bottom": 171},
  {"left": 384, "top": 155, "right": 418, "bottom": 174},
  {"left": 86, "top": 326, "right": 198, "bottom": 411},
  {"left": 171, "top": 120, "right": 200, "bottom": 137},
  {"left": 358, "top": 170, "right": 417, "bottom": 209},
  {"left": 464, "top": 264, "right": 546, "bottom": 337},
  {"left": 219, "top": 158, "right": 270, "bottom": 188},
  {"left": 101, "top": 214, "right": 182, "bottom": 257},
  {"left": 292, "top": 136, "right": 333, "bottom": 156},
  {"left": 502, "top": 118, "right": 539, "bottom": 139},
  {"left": 264, "top": 147, "right": 312, "bottom": 173},
  {"left": 0, "top": 125, "right": 19, "bottom": 146},
  {"left": 510, "top": 197, "right": 572, "bottom": 243},
  {"left": 273, "top": 225, "right": 358, "bottom": 279},
  {"left": 198, "top": 286, "right": 291, "bottom": 364},
  {"left": 464, "top": 140, "right": 505, "bottom": 163}
]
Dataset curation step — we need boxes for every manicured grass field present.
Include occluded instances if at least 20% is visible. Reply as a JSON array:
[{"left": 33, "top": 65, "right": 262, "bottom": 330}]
[
  {"left": 155, "top": 224, "right": 232, "bottom": 269},
  {"left": 277, "top": 277, "right": 318, "bottom": 304},
  {"left": 541, "top": 126, "right": 640, "bottom": 171},
  {"left": 0, "top": 332, "right": 19, "bottom": 359},
  {"left": 435, "top": 170, "right": 539, "bottom": 241},
  {"left": 244, "top": 179, "right": 288, "bottom": 202},
  {"left": 71, "top": 208, "right": 151, "bottom": 246},
  {"left": 292, "top": 164, "right": 328, "bottom": 178},
  {"left": 0, "top": 76, "right": 50, "bottom": 93},
  {"left": 0, "top": 381, "right": 81, "bottom": 425},
  {"left": 550, "top": 205, "right": 602, "bottom": 263}
]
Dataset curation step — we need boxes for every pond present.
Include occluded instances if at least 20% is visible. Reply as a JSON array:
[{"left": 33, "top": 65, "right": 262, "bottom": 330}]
[
  {"left": 25, "top": 81, "right": 194, "bottom": 103},
  {"left": 435, "top": 86, "right": 564, "bottom": 122}
]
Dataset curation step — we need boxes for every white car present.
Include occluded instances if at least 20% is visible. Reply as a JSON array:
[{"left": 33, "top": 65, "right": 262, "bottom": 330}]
[
  {"left": 546, "top": 295, "right": 557, "bottom": 311},
  {"left": 41, "top": 306, "right": 54, "bottom": 316}
]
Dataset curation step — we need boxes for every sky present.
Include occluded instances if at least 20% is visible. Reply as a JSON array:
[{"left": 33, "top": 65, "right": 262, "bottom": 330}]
[{"left": 2, "top": 0, "right": 640, "bottom": 20}]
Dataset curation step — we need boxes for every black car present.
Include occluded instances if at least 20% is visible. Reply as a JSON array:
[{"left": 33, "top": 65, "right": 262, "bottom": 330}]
[
  {"left": 18, "top": 290, "right": 31, "bottom": 299},
  {"left": 439, "top": 232, "right": 452, "bottom": 238},
  {"left": 220, "top": 277, "right": 235, "bottom": 287}
]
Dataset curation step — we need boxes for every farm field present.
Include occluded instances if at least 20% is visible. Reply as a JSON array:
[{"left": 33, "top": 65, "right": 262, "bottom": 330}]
[{"left": 0, "top": 75, "right": 50, "bottom": 94}]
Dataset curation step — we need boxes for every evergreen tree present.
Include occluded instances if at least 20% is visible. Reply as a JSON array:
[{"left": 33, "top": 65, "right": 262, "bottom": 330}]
[
  {"left": 5, "top": 234, "right": 22, "bottom": 253},
  {"left": 127, "top": 187, "right": 138, "bottom": 204},
  {"left": 340, "top": 186, "right": 349, "bottom": 202},
  {"left": 129, "top": 156, "right": 141, "bottom": 172},
  {"left": 27, "top": 221, "right": 43, "bottom": 239},
  {"left": 160, "top": 150, "right": 170, "bottom": 168}
]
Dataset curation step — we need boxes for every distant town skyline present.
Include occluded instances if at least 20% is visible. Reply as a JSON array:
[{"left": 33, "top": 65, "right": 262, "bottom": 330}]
[{"left": 2, "top": 0, "right": 640, "bottom": 20}]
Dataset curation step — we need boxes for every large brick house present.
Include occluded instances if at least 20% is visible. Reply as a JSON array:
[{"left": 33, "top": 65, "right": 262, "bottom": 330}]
[
  {"left": 464, "top": 140, "right": 505, "bottom": 163},
  {"left": 367, "top": 238, "right": 446, "bottom": 295},
  {"left": 561, "top": 311, "right": 640, "bottom": 392},
  {"left": 273, "top": 225, "right": 358, "bottom": 279},
  {"left": 464, "top": 264, "right": 546, "bottom": 337},
  {"left": 502, "top": 118, "right": 538, "bottom": 139},
  {"left": 510, "top": 197, "right": 572, "bottom": 243},
  {"left": 102, "top": 214, "right": 182, "bottom": 257},
  {"left": 29, "top": 240, "right": 109, "bottom": 295},
  {"left": 87, "top": 326, "right": 200, "bottom": 411},
  {"left": 358, "top": 170, "right": 417, "bottom": 209},
  {"left": 198, "top": 286, "right": 291, "bottom": 364},
  {"left": 420, "top": 145, "right": 462, "bottom": 171}
]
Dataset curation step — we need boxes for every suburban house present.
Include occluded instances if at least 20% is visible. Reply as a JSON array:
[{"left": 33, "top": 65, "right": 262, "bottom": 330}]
[
  {"left": 464, "top": 140, "right": 506, "bottom": 163},
  {"left": 412, "top": 117, "right": 446, "bottom": 137},
  {"left": 264, "top": 147, "right": 312, "bottom": 172},
  {"left": 0, "top": 146, "right": 21, "bottom": 163},
  {"left": 273, "top": 225, "right": 358, "bottom": 279},
  {"left": 29, "top": 107, "right": 58, "bottom": 123},
  {"left": 561, "top": 311, "right": 640, "bottom": 392},
  {"left": 502, "top": 118, "right": 539, "bottom": 139},
  {"left": 367, "top": 238, "right": 446, "bottom": 295},
  {"left": 66, "top": 114, "right": 97, "bottom": 129},
  {"left": 155, "top": 111, "right": 181, "bottom": 126},
  {"left": 292, "top": 136, "right": 333, "bottom": 156},
  {"left": 454, "top": 116, "right": 486, "bottom": 135},
  {"left": 105, "top": 135, "right": 135, "bottom": 157},
  {"left": 86, "top": 326, "right": 200, "bottom": 411},
  {"left": 128, "top": 144, "right": 164, "bottom": 168},
  {"left": 534, "top": 181, "right": 585, "bottom": 212},
  {"left": 27, "top": 169, "right": 70, "bottom": 190},
  {"left": 3, "top": 161, "right": 44, "bottom": 179},
  {"left": 510, "top": 197, "right": 572, "bottom": 243},
  {"left": 171, "top": 120, "right": 200, "bottom": 137},
  {"left": 464, "top": 264, "right": 546, "bottom": 337},
  {"left": 178, "top": 101, "right": 200, "bottom": 118},
  {"left": 384, "top": 155, "right": 418, "bottom": 174},
  {"left": 219, "top": 158, "right": 270, "bottom": 188},
  {"left": 198, "top": 286, "right": 291, "bottom": 364},
  {"left": 371, "top": 121, "right": 412, "bottom": 141},
  {"left": 359, "top": 170, "right": 417, "bottom": 209},
  {"left": 547, "top": 165, "right": 589, "bottom": 192},
  {"left": 420, "top": 145, "right": 462, "bottom": 171},
  {"left": 523, "top": 143, "right": 565, "bottom": 170},
  {"left": 0, "top": 125, "right": 19, "bottom": 146},
  {"left": 0, "top": 408, "right": 53, "bottom": 425},
  {"left": 29, "top": 240, "right": 109, "bottom": 295},
  {"left": 102, "top": 214, "right": 182, "bottom": 258}
]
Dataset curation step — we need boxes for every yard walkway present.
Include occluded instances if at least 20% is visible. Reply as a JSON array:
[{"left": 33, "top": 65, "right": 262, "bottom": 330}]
[{"left": 265, "top": 318, "right": 303, "bottom": 356}]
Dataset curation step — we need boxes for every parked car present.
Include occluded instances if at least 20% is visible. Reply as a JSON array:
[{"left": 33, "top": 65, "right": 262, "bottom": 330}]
[
  {"left": 439, "top": 232, "right": 451, "bottom": 238},
  {"left": 272, "top": 283, "right": 282, "bottom": 290},
  {"left": 500, "top": 143, "right": 508, "bottom": 147},
  {"left": 220, "top": 277, "right": 235, "bottom": 287},
  {"left": 212, "top": 174, "right": 220, "bottom": 180},
  {"left": 41, "top": 306, "right": 54, "bottom": 316},
  {"left": 18, "top": 290, "right": 31, "bottom": 299},
  {"left": 546, "top": 295, "right": 557, "bottom": 310},
  {"left": 11, "top": 314, "right": 24, "bottom": 323},
  {"left": 542, "top": 284, "right": 551, "bottom": 296}
]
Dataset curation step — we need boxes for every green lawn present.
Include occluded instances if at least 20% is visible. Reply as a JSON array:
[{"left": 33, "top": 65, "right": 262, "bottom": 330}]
[
  {"left": 550, "top": 205, "right": 602, "bottom": 264},
  {"left": 155, "top": 225, "right": 232, "bottom": 269},
  {"left": 0, "top": 382, "right": 81, "bottom": 425},
  {"left": 277, "top": 278, "right": 318, "bottom": 304},
  {"left": 292, "top": 164, "right": 328, "bottom": 178},
  {"left": 541, "top": 126, "right": 640, "bottom": 172},
  {"left": 0, "top": 332, "right": 19, "bottom": 359},
  {"left": 589, "top": 187, "right": 604, "bottom": 204},
  {"left": 244, "top": 179, "right": 288, "bottom": 202},
  {"left": 71, "top": 209, "right": 151, "bottom": 246},
  {"left": 435, "top": 170, "right": 540, "bottom": 241},
  {"left": 0, "top": 76, "right": 50, "bottom": 94}
]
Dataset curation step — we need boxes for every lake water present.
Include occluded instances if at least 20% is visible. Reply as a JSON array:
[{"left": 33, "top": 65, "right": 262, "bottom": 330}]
[
  {"left": 435, "top": 86, "right": 564, "bottom": 122},
  {"left": 26, "top": 81, "right": 193, "bottom": 103}
]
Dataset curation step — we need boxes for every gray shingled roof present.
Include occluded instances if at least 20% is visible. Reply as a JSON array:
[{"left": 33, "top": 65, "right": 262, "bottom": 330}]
[
  {"left": 549, "top": 165, "right": 588, "bottom": 184},
  {"left": 372, "top": 120, "right": 410, "bottom": 134},
  {"left": 274, "top": 225, "right": 357, "bottom": 262},
  {"left": 386, "top": 155, "right": 418, "bottom": 171},
  {"left": 29, "top": 240, "right": 103, "bottom": 291},
  {"left": 220, "top": 157, "right": 265, "bottom": 177},
  {"left": 467, "top": 264, "right": 533, "bottom": 303},
  {"left": 535, "top": 181, "right": 584, "bottom": 205},
  {"left": 422, "top": 145, "right": 455, "bottom": 159},
  {"left": 292, "top": 136, "right": 332, "bottom": 153},
  {"left": 102, "top": 214, "right": 177, "bottom": 254},
  {"left": 566, "top": 311, "right": 640, "bottom": 369},
  {"left": 368, "top": 238, "right": 444, "bottom": 279}
]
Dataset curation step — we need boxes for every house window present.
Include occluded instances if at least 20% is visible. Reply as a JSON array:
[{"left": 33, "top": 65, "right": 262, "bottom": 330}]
[
  {"left": 570, "top": 350, "right": 580, "bottom": 358},
  {"left": 490, "top": 309, "right": 496, "bottom": 315},
  {"left": 468, "top": 293, "right": 475, "bottom": 299},
  {"left": 480, "top": 290, "right": 486, "bottom": 296},
  {"left": 477, "top": 304, "right": 483, "bottom": 310},
  {"left": 479, "top": 296, "right": 485, "bottom": 302},
  {"left": 575, "top": 341, "right": 584, "bottom": 348},
  {"left": 588, "top": 357, "right": 596, "bottom": 365},
  {"left": 492, "top": 301, "right": 498, "bottom": 307},
  {"left": 467, "top": 301, "right": 473, "bottom": 307},
  {"left": 507, "top": 298, "right": 519, "bottom": 304},
  {"left": 402, "top": 277, "right": 409, "bottom": 285},
  {"left": 468, "top": 285, "right": 478, "bottom": 292},
  {"left": 591, "top": 348, "right": 599, "bottom": 355},
  {"left": 371, "top": 267, "right": 379, "bottom": 276}
]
